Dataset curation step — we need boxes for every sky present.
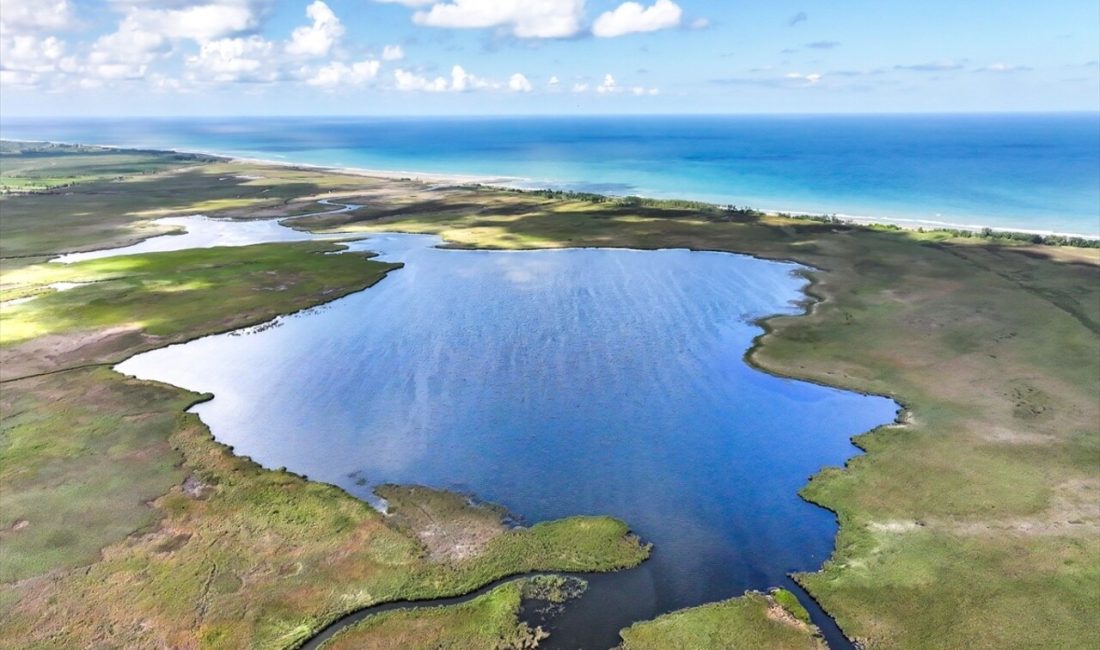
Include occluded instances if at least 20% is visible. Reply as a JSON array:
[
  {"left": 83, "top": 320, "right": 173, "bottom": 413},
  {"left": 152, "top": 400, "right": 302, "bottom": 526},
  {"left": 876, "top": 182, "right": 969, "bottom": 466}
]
[{"left": 1, "top": 0, "right": 1098, "bottom": 116}]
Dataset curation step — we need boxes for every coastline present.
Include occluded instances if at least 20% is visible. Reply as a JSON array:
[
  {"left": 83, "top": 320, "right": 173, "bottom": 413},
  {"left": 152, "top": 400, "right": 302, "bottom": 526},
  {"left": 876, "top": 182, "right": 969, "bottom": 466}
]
[{"left": 5, "top": 136, "right": 1097, "bottom": 240}]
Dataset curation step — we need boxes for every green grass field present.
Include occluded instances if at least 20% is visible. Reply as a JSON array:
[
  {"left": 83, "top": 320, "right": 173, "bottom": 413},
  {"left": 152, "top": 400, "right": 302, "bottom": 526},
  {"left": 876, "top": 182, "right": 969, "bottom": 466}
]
[
  {"left": 617, "top": 590, "right": 825, "bottom": 650},
  {"left": 1, "top": 143, "right": 1097, "bottom": 649},
  {"left": 0, "top": 142, "right": 218, "bottom": 193}
]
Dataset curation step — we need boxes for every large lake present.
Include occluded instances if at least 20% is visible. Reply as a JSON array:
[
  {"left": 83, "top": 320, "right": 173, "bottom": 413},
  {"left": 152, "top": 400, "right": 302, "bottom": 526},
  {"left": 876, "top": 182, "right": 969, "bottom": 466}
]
[{"left": 117, "top": 232, "right": 898, "bottom": 648}]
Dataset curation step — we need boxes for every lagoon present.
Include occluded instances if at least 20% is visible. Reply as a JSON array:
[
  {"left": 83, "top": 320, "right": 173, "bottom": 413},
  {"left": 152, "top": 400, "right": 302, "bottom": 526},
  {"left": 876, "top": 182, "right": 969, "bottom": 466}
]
[{"left": 116, "top": 230, "right": 898, "bottom": 648}]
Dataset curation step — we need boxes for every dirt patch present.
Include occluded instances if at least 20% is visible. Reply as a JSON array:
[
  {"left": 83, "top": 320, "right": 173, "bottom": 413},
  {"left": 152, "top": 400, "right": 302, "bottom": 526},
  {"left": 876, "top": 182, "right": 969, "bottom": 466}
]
[
  {"left": 763, "top": 594, "right": 819, "bottom": 638},
  {"left": 182, "top": 475, "right": 214, "bottom": 500},
  {"left": 938, "top": 479, "right": 1100, "bottom": 537},
  {"left": 869, "top": 520, "right": 925, "bottom": 533},
  {"left": 152, "top": 532, "right": 192, "bottom": 554},
  {"left": 982, "top": 428, "right": 1057, "bottom": 445},
  {"left": 0, "top": 325, "right": 153, "bottom": 381},
  {"left": 376, "top": 485, "right": 508, "bottom": 563}
]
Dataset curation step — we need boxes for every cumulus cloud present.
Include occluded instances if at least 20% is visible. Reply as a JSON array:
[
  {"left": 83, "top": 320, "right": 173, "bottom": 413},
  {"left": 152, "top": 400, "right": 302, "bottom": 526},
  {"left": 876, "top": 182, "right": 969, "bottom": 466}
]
[
  {"left": 508, "top": 72, "right": 532, "bottom": 92},
  {"left": 307, "top": 59, "right": 381, "bottom": 86},
  {"left": 450, "top": 64, "right": 472, "bottom": 90},
  {"left": 568, "top": 73, "right": 656, "bottom": 96},
  {"left": 392, "top": 64, "right": 542, "bottom": 93},
  {"left": 0, "top": 34, "right": 73, "bottom": 86},
  {"left": 121, "top": 2, "right": 262, "bottom": 44},
  {"left": 593, "top": 0, "right": 682, "bottom": 38},
  {"left": 186, "top": 35, "right": 276, "bottom": 82},
  {"left": 0, "top": 0, "right": 75, "bottom": 33},
  {"left": 382, "top": 0, "right": 585, "bottom": 39},
  {"left": 83, "top": 13, "right": 171, "bottom": 83},
  {"left": 382, "top": 44, "right": 405, "bottom": 60},
  {"left": 71, "top": 0, "right": 266, "bottom": 86},
  {"left": 286, "top": 0, "right": 344, "bottom": 57},
  {"left": 394, "top": 67, "right": 448, "bottom": 91}
]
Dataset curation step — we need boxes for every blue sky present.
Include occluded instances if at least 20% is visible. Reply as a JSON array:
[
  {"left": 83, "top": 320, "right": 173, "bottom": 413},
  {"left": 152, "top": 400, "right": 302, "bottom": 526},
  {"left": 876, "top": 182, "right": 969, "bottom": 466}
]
[{"left": 1, "top": 0, "right": 1098, "bottom": 116}]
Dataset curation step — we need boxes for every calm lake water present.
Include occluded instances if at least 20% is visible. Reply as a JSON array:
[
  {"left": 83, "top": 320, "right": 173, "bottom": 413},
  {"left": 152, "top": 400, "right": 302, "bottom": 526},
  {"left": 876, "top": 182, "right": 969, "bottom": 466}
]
[
  {"left": 116, "top": 229, "right": 897, "bottom": 648},
  {"left": 4, "top": 114, "right": 1098, "bottom": 236}
]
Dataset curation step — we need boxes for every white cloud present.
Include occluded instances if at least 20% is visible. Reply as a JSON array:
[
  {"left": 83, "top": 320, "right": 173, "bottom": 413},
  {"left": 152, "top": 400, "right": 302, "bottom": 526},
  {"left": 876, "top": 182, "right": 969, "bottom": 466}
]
[
  {"left": 83, "top": 13, "right": 170, "bottom": 83},
  {"left": 548, "top": 75, "right": 560, "bottom": 86},
  {"left": 390, "top": 0, "right": 585, "bottom": 39},
  {"left": 382, "top": 44, "right": 405, "bottom": 60},
  {"left": 567, "top": 73, "right": 656, "bottom": 96},
  {"left": 979, "top": 62, "right": 1031, "bottom": 73},
  {"left": 307, "top": 59, "right": 381, "bottom": 86},
  {"left": 126, "top": 2, "right": 262, "bottom": 43},
  {"left": 592, "top": 0, "right": 681, "bottom": 38},
  {"left": 150, "top": 72, "right": 185, "bottom": 92},
  {"left": 596, "top": 73, "right": 616, "bottom": 93},
  {"left": 72, "top": 0, "right": 266, "bottom": 85},
  {"left": 186, "top": 35, "right": 275, "bottom": 82},
  {"left": 784, "top": 71, "right": 822, "bottom": 84},
  {"left": 0, "top": 33, "right": 71, "bottom": 87},
  {"left": 0, "top": 0, "right": 75, "bottom": 33},
  {"left": 690, "top": 17, "right": 710, "bottom": 30},
  {"left": 286, "top": 0, "right": 344, "bottom": 57},
  {"left": 508, "top": 72, "right": 532, "bottom": 92},
  {"left": 394, "top": 68, "right": 448, "bottom": 91},
  {"left": 394, "top": 64, "right": 504, "bottom": 92},
  {"left": 450, "top": 64, "right": 472, "bottom": 90},
  {"left": 450, "top": 64, "right": 495, "bottom": 90}
]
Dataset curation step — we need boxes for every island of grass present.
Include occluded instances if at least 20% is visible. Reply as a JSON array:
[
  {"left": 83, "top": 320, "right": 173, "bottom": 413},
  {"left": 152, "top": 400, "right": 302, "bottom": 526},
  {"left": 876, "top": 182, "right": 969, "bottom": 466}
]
[
  {"left": 1, "top": 142, "right": 1097, "bottom": 649},
  {"left": 617, "top": 589, "right": 823, "bottom": 650}
]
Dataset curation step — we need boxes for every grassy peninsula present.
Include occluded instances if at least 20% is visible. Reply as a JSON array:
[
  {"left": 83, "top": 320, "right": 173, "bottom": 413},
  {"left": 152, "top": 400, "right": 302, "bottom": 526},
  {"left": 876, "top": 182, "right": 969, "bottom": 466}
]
[
  {"left": 1, "top": 143, "right": 1097, "bottom": 649},
  {"left": 617, "top": 589, "right": 825, "bottom": 650}
]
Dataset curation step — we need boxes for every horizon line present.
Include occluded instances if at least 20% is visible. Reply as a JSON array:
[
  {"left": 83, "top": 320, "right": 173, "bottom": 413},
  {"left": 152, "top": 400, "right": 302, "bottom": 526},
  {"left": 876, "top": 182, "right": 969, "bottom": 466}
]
[{"left": 3, "top": 109, "right": 1099, "bottom": 120}]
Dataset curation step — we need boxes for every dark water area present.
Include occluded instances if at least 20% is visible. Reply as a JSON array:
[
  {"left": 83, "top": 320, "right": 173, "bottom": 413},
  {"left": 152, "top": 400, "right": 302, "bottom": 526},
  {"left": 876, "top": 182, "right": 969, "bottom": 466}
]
[{"left": 118, "top": 233, "right": 898, "bottom": 647}]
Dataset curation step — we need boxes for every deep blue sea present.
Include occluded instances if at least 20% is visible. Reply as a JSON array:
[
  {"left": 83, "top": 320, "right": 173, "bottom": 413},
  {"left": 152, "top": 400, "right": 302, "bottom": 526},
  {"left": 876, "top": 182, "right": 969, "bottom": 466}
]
[{"left": 3, "top": 114, "right": 1098, "bottom": 236}]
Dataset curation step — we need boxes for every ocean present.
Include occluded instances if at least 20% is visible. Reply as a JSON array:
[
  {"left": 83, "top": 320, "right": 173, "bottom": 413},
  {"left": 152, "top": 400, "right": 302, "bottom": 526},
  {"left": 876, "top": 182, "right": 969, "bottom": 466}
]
[{"left": 2, "top": 113, "right": 1098, "bottom": 236}]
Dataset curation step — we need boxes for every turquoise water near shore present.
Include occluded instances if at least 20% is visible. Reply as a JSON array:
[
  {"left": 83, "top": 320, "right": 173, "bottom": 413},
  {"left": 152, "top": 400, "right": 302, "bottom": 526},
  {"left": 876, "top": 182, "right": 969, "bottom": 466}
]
[{"left": 3, "top": 113, "right": 1098, "bottom": 236}]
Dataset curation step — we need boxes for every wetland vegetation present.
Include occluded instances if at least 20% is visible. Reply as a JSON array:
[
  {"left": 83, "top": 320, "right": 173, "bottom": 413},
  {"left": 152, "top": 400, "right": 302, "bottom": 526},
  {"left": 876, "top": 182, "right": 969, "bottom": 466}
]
[{"left": 1, "top": 143, "right": 1097, "bottom": 649}]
